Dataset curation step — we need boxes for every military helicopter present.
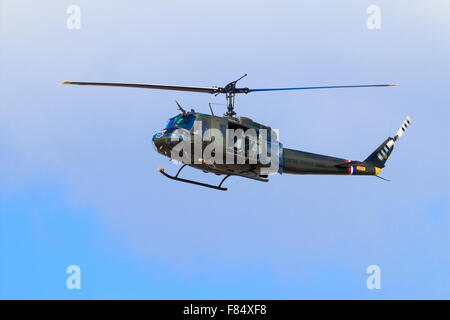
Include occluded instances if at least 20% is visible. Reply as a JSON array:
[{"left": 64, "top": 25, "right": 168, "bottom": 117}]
[{"left": 61, "top": 74, "right": 411, "bottom": 191}]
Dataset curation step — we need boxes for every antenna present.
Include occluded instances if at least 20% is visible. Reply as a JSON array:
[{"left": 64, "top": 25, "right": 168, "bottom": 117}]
[
  {"left": 375, "top": 175, "right": 391, "bottom": 182},
  {"left": 175, "top": 101, "right": 186, "bottom": 115},
  {"left": 208, "top": 103, "right": 215, "bottom": 116}
]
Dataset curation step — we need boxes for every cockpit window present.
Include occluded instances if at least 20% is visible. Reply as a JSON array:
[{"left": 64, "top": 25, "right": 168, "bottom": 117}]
[
  {"left": 164, "top": 117, "right": 176, "bottom": 129},
  {"left": 164, "top": 114, "right": 197, "bottom": 130}
]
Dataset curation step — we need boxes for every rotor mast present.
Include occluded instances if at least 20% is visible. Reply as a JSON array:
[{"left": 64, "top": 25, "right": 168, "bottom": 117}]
[{"left": 222, "top": 74, "right": 248, "bottom": 117}]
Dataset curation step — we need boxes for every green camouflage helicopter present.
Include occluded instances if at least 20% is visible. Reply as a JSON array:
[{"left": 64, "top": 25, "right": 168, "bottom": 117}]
[{"left": 61, "top": 74, "right": 411, "bottom": 191}]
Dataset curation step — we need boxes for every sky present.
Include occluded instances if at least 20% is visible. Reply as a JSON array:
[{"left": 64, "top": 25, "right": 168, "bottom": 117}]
[{"left": 1, "top": 0, "right": 450, "bottom": 299}]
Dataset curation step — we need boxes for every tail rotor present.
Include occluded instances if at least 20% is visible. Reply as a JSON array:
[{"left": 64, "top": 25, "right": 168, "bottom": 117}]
[
  {"left": 365, "top": 116, "right": 412, "bottom": 169},
  {"left": 394, "top": 116, "right": 412, "bottom": 142}
]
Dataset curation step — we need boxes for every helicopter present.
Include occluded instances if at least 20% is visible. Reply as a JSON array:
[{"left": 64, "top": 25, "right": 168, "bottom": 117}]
[{"left": 61, "top": 74, "right": 411, "bottom": 191}]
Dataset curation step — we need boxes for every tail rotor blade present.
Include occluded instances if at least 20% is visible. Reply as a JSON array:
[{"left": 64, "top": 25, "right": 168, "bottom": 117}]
[{"left": 394, "top": 116, "right": 412, "bottom": 141}]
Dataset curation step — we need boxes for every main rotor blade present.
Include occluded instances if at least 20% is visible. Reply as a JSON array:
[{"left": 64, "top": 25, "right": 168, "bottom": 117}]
[
  {"left": 247, "top": 84, "right": 396, "bottom": 93},
  {"left": 61, "top": 81, "right": 218, "bottom": 94}
]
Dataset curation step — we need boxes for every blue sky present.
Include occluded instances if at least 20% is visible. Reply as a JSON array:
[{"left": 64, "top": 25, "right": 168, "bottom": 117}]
[{"left": 1, "top": 0, "right": 450, "bottom": 299}]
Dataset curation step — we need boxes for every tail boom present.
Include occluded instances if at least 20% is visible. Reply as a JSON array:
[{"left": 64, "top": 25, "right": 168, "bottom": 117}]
[
  {"left": 281, "top": 149, "right": 379, "bottom": 176},
  {"left": 280, "top": 116, "right": 411, "bottom": 178}
]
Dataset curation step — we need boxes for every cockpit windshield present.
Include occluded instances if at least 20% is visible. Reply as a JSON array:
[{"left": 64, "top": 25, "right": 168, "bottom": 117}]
[{"left": 164, "top": 114, "right": 197, "bottom": 131}]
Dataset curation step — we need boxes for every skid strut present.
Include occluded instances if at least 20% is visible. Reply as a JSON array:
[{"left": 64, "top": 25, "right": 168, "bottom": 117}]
[{"left": 158, "top": 165, "right": 231, "bottom": 191}]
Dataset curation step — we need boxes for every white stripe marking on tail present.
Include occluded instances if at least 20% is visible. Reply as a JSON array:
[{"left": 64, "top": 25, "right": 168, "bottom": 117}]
[{"left": 386, "top": 140, "right": 394, "bottom": 148}]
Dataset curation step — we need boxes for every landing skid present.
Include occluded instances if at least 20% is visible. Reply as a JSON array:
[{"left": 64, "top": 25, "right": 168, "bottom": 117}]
[
  {"left": 158, "top": 165, "right": 231, "bottom": 191},
  {"left": 157, "top": 164, "right": 269, "bottom": 191}
]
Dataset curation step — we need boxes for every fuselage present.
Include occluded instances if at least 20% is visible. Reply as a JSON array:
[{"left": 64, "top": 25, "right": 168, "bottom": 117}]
[{"left": 152, "top": 112, "right": 378, "bottom": 178}]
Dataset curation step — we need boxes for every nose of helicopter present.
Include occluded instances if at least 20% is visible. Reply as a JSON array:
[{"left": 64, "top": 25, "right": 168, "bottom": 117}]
[
  {"left": 152, "top": 131, "right": 169, "bottom": 155},
  {"left": 152, "top": 130, "right": 185, "bottom": 157}
]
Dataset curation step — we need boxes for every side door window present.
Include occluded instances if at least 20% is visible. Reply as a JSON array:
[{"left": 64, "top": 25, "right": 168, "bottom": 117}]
[
  {"left": 267, "top": 130, "right": 272, "bottom": 157},
  {"left": 202, "top": 118, "right": 210, "bottom": 138},
  {"left": 219, "top": 124, "right": 226, "bottom": 141}
]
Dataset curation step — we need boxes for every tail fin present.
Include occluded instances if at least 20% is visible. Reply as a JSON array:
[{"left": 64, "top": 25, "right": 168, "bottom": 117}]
[{"left": 365, "top": 116, "right": 411, "bottom": 169}]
